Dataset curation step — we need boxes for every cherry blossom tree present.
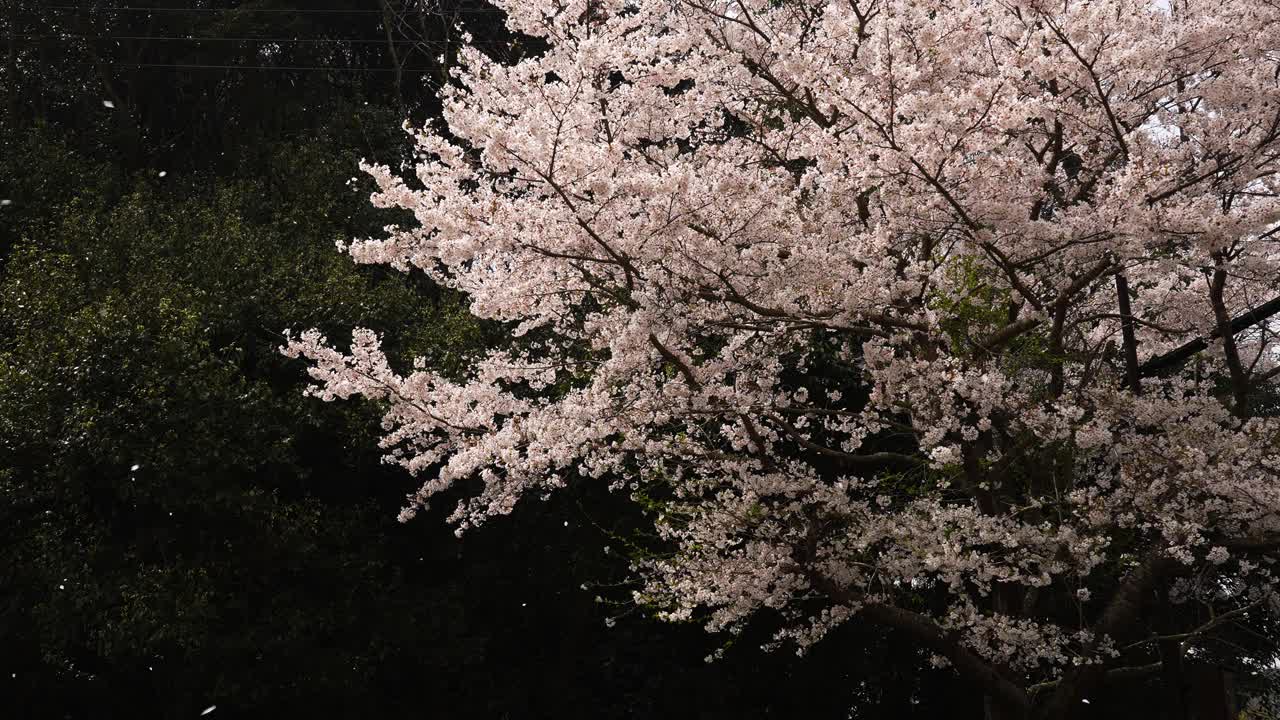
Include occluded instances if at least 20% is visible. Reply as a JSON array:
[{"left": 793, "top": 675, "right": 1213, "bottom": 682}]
[{"left": 285, "top": 0, "right": 1280, "bottom": 715}]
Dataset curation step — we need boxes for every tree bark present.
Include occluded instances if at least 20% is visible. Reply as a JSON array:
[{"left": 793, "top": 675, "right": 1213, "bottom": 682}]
[
  {"left": 1158, "top": 638, "right": 1189, "bottom": 720},
  {"left": 1115, "top": 272, "right": 1142, "bottom": 395},
  {"left": 1139, "top": 294, "right": 1280, "bottom": 379},
  {"left": 1208, "top": 264, "right": 1251, "bottom": 416}
]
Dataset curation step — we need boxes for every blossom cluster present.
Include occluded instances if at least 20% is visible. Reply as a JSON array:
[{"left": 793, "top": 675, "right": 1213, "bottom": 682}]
[{"left": 286, "top": 0, "right": 1280, "bottom": 712}]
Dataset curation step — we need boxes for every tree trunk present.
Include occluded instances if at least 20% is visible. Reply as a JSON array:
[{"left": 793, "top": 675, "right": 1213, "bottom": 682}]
[{"left": 1158, "top": 638, "right": 1189, "bottom": 720}]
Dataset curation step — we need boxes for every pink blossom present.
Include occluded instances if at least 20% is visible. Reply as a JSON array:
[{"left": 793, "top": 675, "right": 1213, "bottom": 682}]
[{"left": 286, "top": 0, "right": 1280, "bottom": 715}]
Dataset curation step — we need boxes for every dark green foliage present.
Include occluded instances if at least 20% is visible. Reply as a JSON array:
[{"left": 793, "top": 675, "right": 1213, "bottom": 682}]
[{"left": 0, "top": 123, "right": 473, "bottom": 717}]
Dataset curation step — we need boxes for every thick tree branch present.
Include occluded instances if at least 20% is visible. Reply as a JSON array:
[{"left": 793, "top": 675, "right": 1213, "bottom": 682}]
[
  {"left": 649, "top": 334, "right": 700, "bottom": 389},
  {"left": 771, "top": 414, "right": 922, "bottom": 468},
  {"left": 1115, "top": 272, "right": 1142, "bottom": 395},
  {"left": 1038, "top": 555, "right": 1181, "bottom": 719},
  {"left": 1028, "top": 661, "right": 1162, "bottom": 695},
  {"left": 1209, "top": 263, "right": 1251, "bottom": 416},
  {"left": 974, "top": 317, "right": 1043, "bottom": 353},
  {"left": 1138, "top": 294, "right": 1280, "bottom": 378},
  {"left": 797, "top": 569, "right": 1031, "bottom": 717}
]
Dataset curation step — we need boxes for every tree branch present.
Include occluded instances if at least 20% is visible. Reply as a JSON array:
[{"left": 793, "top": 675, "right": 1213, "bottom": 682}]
[
  {"left": 1038, "top": 555, "right": 1180, "bottom": 719},
  {"left": 1138, "top": 294, "right": 1280, "bottom": 378},
  {"left": 1115, "top": 272, "right": 1142, "bottom": 395},
  {"left": 770, "top": 414, "right": 922, "bottom": 469},
  {"left": 797, "top": 568, "right": 1030, "bottom": 716}
]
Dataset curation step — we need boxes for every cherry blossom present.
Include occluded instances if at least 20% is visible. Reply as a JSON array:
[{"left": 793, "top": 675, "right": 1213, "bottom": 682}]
[{"left": 285, "top": 0, "right": 1280, "bottom": 715}]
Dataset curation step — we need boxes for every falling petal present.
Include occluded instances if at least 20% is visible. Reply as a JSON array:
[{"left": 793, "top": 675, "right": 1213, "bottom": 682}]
[
  {"left": 102, "top": 100, "right": 115, "bottom": 108},
  {"left": 201, "top": 706, "right": 216, "bottom": 716},
  {"left": 0, "top": 199, "right": 11, "bottom": 206},
  {"left": 158, "top": 171, "right": 167, "bottom": 178},
  {"left": 131, "top": 464, "right": 141, "bottom": 471}
]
